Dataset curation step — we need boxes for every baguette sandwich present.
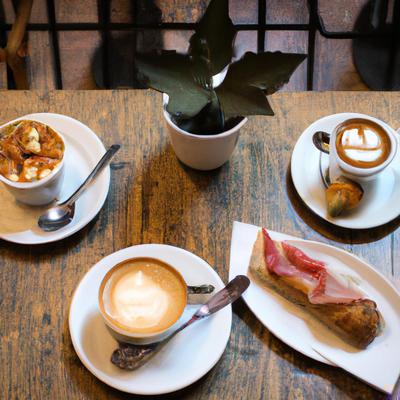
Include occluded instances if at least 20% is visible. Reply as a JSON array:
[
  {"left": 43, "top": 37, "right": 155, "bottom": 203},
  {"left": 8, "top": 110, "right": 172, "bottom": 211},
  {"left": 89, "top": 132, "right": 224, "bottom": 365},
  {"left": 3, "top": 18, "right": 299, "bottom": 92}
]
[{"left": 248, "top": 228, "right": 383, "bottom": 349}]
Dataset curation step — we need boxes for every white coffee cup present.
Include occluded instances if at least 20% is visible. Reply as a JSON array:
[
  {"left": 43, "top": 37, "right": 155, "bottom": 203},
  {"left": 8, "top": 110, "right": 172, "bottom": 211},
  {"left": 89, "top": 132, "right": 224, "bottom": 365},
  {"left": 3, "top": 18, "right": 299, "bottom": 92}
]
[
  {"left": 316, "top": 116, "right": 398, "bottom": 183},
  {"left": 98, "top": 257, "right": 188, "bottom": 345}
]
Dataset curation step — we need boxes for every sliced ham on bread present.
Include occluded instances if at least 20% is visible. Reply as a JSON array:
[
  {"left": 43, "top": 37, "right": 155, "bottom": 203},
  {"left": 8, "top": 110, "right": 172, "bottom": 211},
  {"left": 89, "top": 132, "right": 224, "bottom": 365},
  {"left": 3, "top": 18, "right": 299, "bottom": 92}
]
[{"left": 248, "top": 228, "right": 383, "bottom": 349}]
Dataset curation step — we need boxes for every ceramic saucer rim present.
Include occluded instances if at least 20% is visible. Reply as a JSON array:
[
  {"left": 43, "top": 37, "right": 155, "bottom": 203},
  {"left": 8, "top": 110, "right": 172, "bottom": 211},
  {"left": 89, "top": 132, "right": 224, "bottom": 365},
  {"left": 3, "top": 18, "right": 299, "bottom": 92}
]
[
  {"left": 291, "top": 112, "right": 400, "bottom": 229},
  {"left": 0, "top": 113, "right": 110, "bottom": 244},
  {"left": 68, "top": 244, "right": 232, "bottom": 395}
]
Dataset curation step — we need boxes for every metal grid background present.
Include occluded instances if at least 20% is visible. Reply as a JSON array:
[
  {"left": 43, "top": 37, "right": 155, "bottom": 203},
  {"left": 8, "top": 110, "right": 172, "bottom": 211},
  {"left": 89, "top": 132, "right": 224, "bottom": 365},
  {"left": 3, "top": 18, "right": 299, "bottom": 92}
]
[{"left": 0, "top": 0, "right": 398, "bottom": 90}]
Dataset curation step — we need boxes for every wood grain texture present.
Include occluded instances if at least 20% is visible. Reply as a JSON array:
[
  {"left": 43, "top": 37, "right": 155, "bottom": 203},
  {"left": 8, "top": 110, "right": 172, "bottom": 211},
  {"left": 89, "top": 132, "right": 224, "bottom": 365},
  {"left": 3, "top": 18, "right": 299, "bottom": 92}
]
[
  {"left": 26, "top": 32, "right": 56, "bottom": 90},
  {"left": 265, "top": 31, "right": 308, "bottom": 91},
  {"left": 55, "top": 0, "right": 98, "bottom": 23},
  {"left": 155, "top": 0, "right": 257, "bottom": 24},
  {"left": 313, "top": 32, "right": 368, "bottom": 90},
  {"left": 318, "top": 0, "right": 367, "bottom": 31},
  {"left": 1, "top": 91, "right": 399, "bottom": 400},
  {"left": 234, "top": 30, "right": 257, "bottom": 59},
  {"left": 110, "top": 0, "right": 133, "bottom": 23},
  {"left": 0, "top": 61, "right": 6, "bottom": 88},
  {"left": 162, "top": 30, "right": 192, "bottom": 52},
  {"left": 266, "top": 0, "right": 309, "bottom": 24},
  {"left": 58, "top": 32, "right": 101, "bottom": 89}
]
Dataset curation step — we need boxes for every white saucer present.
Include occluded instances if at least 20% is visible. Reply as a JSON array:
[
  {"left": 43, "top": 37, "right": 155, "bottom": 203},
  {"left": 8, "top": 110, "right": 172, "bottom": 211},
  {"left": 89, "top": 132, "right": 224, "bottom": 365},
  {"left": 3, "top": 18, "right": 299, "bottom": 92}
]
[
  {"left": 230, "top": 221, "right": 400, "bottom": 394},
  {"left": 69, "top": 244, "right": 232, "bottom": 395},
  {"left": 291, "top": 113, "right": 400, "bottom": 229},
  {"left": 0, "top": 113, "right": 110, "bottom": 244}
]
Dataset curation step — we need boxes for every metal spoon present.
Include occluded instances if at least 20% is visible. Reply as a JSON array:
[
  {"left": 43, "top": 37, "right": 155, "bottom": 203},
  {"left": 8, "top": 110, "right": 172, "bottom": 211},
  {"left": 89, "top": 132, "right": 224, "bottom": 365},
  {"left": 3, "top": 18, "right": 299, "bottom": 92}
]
[
  {"left": 111, "top": 275, "right": 250, "bottom": 370},
  {"left": 187, "top": 284, "right": 215, "bottom": 304},
  {"left": 312, "top": 131, "right": 330, "bottom": 154},
  {"left": 312, "top": 131, "right": 331, "bottom": 188},
  {"left": 187, "top": 284, "right": 215, "bottom": 294},
  {"left": 38, "top": 144, "right": 120, "bottom": 232}
]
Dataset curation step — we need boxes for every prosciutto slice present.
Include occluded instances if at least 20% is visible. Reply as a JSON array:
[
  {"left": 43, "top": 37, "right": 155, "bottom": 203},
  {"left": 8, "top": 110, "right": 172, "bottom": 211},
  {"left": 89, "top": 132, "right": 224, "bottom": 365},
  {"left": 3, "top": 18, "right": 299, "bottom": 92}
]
[{"left": 262, "top": 228, "right": 364, "bottom": 304}]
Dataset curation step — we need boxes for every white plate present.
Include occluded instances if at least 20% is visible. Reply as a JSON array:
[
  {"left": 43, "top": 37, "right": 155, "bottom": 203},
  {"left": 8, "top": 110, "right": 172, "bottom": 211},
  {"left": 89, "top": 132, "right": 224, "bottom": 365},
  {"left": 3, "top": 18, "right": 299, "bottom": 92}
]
[
  {"left": 69, "top": 244, "right": 232, "bottom": 395},
  {"left": 291, "top": 113, "right": 400, "bottom": 229},
  {"left": 229, "top": 221, "right": 400, "bottom": 393},
  {"left": 0, "top": 113, "right": 110, "bottom": 244}
]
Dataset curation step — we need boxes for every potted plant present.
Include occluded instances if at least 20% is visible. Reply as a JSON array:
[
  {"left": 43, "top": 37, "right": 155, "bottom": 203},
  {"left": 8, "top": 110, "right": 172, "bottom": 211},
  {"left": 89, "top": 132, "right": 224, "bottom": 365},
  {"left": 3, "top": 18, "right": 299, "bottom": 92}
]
[{"left": 136, "top": 0, "right": 306, "bottom": 170}]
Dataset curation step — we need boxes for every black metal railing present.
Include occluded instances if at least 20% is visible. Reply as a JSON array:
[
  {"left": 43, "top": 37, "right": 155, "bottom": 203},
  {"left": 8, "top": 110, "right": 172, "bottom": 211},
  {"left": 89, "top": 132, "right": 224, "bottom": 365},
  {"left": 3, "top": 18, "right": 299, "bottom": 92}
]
[{"left": 0, "top": 0, "right": 398, "bottom": 90}]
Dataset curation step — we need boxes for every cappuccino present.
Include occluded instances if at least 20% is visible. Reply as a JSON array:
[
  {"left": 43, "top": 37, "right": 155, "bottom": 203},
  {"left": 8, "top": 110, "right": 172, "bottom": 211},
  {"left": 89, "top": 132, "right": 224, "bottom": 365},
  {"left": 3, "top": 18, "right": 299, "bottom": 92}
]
[
  {"left": 99, "top": 258, "right": 187, "bottom": 334},
  {"left": 335, "top": 119, "right": 391, "bottom": 169}
]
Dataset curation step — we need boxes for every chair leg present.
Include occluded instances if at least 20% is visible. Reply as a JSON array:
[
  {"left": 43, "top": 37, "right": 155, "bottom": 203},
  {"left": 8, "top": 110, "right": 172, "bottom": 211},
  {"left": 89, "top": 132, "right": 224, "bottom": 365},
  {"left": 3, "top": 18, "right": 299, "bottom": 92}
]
[{"left": 2, "top": 0, "right": 33, "bottom": 89}]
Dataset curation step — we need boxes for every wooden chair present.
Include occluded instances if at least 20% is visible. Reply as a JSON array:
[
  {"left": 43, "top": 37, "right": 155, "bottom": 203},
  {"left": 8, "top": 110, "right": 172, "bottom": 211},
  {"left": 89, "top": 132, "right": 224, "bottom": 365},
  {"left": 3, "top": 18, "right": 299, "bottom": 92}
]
[{"left": 0, "top": 0, "right": 33, "bottom": 89}]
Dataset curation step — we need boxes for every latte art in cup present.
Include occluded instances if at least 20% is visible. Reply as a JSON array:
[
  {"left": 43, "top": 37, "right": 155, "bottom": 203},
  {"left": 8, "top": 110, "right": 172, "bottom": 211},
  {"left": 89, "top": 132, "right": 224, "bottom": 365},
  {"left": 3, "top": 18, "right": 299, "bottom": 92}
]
[
  {"left": 107, "top": 270, "right": 170, "bottom": 329},
  {"left": 335, "top": 119, "right": 391, "bottom": 169},
  {"left": 99, "top": 258, "right": 187, "bottom": 334}
]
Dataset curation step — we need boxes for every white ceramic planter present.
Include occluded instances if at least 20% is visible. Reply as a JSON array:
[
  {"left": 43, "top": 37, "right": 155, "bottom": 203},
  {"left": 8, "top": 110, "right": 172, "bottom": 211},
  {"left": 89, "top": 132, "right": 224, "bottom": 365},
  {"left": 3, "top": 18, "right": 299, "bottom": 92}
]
[{"left": 163, "top": 96, "right": 247, "bottom": 170}]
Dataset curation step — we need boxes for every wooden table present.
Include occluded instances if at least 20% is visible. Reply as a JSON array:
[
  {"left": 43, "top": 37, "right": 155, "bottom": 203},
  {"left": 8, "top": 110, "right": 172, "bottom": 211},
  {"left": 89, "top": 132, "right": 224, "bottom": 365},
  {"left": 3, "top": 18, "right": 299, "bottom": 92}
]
[{"left": 1, "top": 91, "right": 399, "bottom": 400}]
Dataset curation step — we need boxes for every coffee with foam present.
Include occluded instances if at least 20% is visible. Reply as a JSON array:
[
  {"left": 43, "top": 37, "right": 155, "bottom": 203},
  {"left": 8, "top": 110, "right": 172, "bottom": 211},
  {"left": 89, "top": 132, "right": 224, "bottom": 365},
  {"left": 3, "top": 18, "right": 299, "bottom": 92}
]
[
  {"left": 335, "top": 119, "right": 391, "bottom": 169},
  {"left": 99, "top": 258, "right": 187, "bottom": 334}
]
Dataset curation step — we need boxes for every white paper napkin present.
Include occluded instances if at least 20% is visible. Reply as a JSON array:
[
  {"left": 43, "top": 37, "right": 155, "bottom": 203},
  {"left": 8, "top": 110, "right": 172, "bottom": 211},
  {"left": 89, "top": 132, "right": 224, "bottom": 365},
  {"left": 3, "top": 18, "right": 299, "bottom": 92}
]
[{"left": 229, "top": 221, "right": 400, "bottom": 394}]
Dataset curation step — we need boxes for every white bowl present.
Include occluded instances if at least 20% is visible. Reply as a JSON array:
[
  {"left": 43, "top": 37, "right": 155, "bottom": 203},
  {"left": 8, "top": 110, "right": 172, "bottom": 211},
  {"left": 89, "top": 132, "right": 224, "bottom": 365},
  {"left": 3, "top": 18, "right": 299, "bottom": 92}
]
[
  {"left": 163, "top": 94, "right": 247, "bottom": 170},
  {"left": 0, "top": 118, "right": 65, "bottom": 206}
]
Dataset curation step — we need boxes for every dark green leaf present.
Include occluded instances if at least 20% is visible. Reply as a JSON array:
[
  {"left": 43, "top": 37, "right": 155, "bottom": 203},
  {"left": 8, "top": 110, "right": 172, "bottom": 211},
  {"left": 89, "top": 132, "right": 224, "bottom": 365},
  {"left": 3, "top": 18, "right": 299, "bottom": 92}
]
[
  {"left": 188, "top": 38, "right": 213, "bottom": 89},
  {"left": 216, "top": 51, "right": 307, "bottom": 118},
  {"left": 189, "top": 0, "right": 236, "bottom": 76},
  {"left": 135, "top": 51, "right": 211, "bottom": 119},
  {"left": 217, "top": 84, "right": 274, "bottom": 118},
  {"left": 174, "top": 90, "right": 225, "bottom": 135}
]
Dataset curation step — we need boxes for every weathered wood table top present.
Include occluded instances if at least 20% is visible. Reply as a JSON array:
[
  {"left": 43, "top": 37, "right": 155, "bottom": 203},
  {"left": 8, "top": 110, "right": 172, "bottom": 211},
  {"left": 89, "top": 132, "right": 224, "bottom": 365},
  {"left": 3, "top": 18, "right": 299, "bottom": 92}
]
[{"left": 1, "top": 91, "right": 399, "bottom": 400}]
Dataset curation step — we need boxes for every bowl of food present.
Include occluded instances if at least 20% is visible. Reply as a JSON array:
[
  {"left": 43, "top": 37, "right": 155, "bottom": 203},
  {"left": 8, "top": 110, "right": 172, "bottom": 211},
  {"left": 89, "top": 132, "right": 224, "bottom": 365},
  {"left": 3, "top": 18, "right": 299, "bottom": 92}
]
[{"left": 0, "top": 119, "right": 65, "bottom": 206}]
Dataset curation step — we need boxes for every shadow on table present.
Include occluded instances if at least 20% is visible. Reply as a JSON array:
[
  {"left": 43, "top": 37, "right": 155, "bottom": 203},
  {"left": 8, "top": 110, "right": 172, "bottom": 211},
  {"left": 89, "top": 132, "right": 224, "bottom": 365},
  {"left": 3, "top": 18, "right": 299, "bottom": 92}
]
[
  {"left": 130, "top": 142, "right": 229, "bottom": 247},
  {"left": 286, "top": 166, "right": 400, "bottom": 244},
  {"left": 179, "top": 157, "right": 227, "bottom": 188},
  {"left": 233, "top": 298, "right": 385, "bottom": 400}
]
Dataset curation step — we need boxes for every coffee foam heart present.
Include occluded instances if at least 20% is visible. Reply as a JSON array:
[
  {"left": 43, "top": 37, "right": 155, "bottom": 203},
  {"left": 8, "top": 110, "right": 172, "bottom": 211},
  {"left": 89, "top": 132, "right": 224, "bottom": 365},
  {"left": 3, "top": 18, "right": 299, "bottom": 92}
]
[
  {"left": 100, "top": 258, "right": 187, "bottom": 334},
  {"left": 105, "top": 270, "right": 170, "bottom": 329}
]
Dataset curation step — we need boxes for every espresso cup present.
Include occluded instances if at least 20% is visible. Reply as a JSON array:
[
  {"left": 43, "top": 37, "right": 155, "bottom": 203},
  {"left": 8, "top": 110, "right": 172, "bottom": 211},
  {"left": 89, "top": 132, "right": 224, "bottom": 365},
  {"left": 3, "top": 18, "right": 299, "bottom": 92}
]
[
  {"left": 314, "top": 116, "right": 398, "bottom": 183},
  {"left": 98, "top": 257, "right": 188, "bottom": 345}
]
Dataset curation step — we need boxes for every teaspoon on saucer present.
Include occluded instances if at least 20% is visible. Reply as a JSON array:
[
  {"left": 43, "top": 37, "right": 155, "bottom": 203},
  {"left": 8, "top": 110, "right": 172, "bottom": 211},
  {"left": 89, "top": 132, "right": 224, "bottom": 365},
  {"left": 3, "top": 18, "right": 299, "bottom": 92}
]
[
  {"left": 312, "top": 131, "right": 330, "bottom": 155},
  {"left": 111, "top": 275, "right": 250, "bottom": 371},
  {"left": 187, "top": 284, "right": 214, "bottom": 294},
  {"left": 187, "top": 284, "right": 215, "bottom": 304},
  {"left": 312, "top": 131, "right": 331, "bottom": 188},
  {"left": 38, "top": 144, "right": 120, "bottom": 232}
]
